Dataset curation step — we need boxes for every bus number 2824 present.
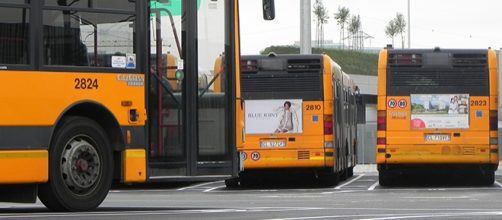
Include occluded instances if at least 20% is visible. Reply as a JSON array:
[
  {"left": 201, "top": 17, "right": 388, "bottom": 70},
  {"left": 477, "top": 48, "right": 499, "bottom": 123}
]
[{"left": 74, "top": 78, "right": 99, "bottom": 90}]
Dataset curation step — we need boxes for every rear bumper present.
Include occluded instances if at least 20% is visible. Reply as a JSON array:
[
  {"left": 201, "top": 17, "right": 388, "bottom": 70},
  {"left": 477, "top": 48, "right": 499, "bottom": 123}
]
[
  {"left": 377, "top": 145, "right": 498, "bottom": 165},
  {"left": 240, "top": 148, "right": 333, "bottom": 169}
]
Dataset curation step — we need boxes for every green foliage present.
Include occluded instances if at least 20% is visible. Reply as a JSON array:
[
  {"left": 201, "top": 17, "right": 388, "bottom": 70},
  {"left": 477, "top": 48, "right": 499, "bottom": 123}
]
[{"left": 260, "top": 46, "right": 378, "bottom": 75}]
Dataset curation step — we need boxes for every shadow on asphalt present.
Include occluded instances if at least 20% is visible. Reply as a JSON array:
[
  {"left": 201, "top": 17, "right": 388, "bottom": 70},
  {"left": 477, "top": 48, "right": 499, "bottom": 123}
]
[
  {"left": 379, "top": 171, "right": 497, "bottom": 188},
  {"left": 224, "top": 171, "right": 343, "bottom": 190}
]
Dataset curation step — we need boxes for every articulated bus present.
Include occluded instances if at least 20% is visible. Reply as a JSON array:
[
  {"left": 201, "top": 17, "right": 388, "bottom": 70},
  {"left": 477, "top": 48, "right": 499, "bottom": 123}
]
[
  {"left": 377, "top": 47, "right": 499, "bottom": 185},
  {"left": 0, "top": 0, "right": 275, "bottom": 211},
  {"left": 227, "top": 54, "right": 360, "bottom": 186}
]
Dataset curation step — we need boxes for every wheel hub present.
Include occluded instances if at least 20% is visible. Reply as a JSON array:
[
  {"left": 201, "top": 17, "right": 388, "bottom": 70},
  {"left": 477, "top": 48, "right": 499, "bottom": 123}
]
[{"left": 61, "top": 136, "right": 101, "bottom": 194}]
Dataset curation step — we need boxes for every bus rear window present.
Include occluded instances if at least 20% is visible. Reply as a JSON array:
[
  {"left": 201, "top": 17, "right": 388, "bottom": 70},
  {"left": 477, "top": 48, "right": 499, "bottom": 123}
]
[
  {"left": 387, "top": 51, "right": 489, "bottom": 96},
  {"left": 240, "top": 56, "right": 324, "bottom": 100}
]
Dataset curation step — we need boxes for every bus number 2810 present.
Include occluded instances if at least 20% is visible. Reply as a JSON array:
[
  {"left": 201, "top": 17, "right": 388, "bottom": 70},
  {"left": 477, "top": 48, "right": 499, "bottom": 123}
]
[{"left": 306, "top": 104, "right": 322, "bottom": 111}]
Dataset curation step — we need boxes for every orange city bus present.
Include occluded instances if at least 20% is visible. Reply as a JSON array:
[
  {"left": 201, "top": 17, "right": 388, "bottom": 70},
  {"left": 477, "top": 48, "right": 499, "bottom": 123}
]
[
  {"left": 225, "top": 54, "right": 360, "bottom": 186},
  {"left": 0, "top": 0, "right": 275, "bottom": 211},
  {"left": 377, "top": 47, "right": 499, "bottom": 185}
]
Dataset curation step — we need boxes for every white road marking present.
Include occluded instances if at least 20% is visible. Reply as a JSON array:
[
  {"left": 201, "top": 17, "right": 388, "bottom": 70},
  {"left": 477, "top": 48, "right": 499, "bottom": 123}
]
[
  {"left": 203, "top": 186, "right": 225, "bottom": 192},
  {"left": 494, "top": 180, "right": 502, "bottom": 188},
  {"left": 334, "top": 174, "right": 365, "bottom": 189},
  {"left": 177, "top": 181, "right": 222, "bottom": 191},
  {"left": 367, "top": 181, "right": 379, "bottom": 191},
  {"left": 264, "top": 211, "right": 502, "bottom": 220}
]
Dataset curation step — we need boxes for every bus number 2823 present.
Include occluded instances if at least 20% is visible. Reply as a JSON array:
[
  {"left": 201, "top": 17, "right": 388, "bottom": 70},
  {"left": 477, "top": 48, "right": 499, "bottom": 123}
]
[{"left": 74, "top": 78, "right": 99, "bottom": 89}]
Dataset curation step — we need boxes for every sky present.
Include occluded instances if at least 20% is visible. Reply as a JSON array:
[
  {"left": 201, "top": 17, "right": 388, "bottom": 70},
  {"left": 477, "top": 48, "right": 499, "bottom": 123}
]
[{"left": 239, "top": 0, "right": 502, "bottom": 55}]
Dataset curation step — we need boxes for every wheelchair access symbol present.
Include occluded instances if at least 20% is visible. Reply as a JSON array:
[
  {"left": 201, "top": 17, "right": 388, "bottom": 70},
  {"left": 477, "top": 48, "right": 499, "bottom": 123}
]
[
  {"left": 388, "top": 99, "right": 397, "bottom": 108},
  {"left": 251, "top": 152, "right": 260, "bottom": 161}
]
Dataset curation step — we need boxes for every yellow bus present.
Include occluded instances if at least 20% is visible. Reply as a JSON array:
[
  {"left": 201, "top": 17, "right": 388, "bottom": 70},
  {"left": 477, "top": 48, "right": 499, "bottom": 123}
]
[
  {"left": 0, "top": 0, "right": 275, "bottom": 211},
  {"left": 377, "top": 47, "right": 499, "bottom": 185},
  {"left": 226, "top": 54, "right": 360, "bottom": 186}
]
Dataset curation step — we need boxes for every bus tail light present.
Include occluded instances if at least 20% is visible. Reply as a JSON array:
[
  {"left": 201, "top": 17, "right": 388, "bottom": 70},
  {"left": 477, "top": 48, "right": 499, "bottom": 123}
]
[
  {"left": 377, "top": 110, "right": 386, "bottom": 131},
  {"left": 324, "top": 115, "right": 333, "bottom": 135},
  {"left": 377, "top": 137, "right": 386, "bottom": 145},
  {"left": 490, "top": 110, "right": 498, "bottom": 131}
]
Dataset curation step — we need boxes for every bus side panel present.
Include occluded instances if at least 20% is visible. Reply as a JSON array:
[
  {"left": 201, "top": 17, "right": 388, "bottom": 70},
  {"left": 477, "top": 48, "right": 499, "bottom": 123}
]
[
  {"left": 0, "top": 150, "right": 48, "bottom": 184},
  {"left": 0, "top": 71, "right": 145, "bottom": 184},
  {"left": 376, "top": 49, "right": 388, "bottom": 164}
]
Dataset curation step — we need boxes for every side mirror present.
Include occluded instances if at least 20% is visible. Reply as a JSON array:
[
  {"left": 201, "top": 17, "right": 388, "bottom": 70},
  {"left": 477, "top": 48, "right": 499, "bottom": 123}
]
[{"left": 262, "top": 0, "right": 275, "bottom": 20}]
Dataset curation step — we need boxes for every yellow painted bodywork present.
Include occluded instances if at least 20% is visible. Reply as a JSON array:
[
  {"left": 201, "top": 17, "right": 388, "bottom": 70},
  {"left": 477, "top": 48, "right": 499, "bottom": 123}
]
[
  {"left": 242, "top": 101, "right": 327, "bottom": 169},
  {"left": 241, "top": 55, "right": 343, "bottom": 169},
  {"left": 242, "top": 149, "right": 331, "bottom": 169},
  {"left": 123, "top": 149, "right": 147, "bottom": 183},
  {"left": 377, "top": 49, "right": 498, "bottom": 166},
  {"left": 0, "top": 71, "right": 146, "bottom": 184},
  {"left": 0, "top": 150, "right": 48, "bottom": 184},
  {"left": 0, "top": 71, "right": 146, "bottom": 126}
]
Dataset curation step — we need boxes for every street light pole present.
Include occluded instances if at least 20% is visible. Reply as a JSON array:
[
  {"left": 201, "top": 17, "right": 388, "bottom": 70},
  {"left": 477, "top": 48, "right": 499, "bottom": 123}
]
[{"left": 300, "top": 0, "right": 312, "bottom": 54}]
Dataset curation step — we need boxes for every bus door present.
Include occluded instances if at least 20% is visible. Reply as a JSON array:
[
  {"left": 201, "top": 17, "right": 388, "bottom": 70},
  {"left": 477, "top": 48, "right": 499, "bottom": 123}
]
[{"left": 148, "top": 0, "right": 235, "bottom": 178}]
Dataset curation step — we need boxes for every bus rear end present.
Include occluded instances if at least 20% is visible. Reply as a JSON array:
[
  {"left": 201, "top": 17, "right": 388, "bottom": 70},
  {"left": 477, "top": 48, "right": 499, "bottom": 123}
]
[
  {"left": 377, "top": 48, "right": 498, "bottom": 185},
  {"left": 238, "top": 54, "right": 335, "bottom": 181}
]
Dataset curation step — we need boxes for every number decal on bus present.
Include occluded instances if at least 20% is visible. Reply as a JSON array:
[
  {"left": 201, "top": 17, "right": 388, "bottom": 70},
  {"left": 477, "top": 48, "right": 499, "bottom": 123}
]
[
  {"left": 470, "top": 100, "right": 487, "bottom": 106},
  {"left": 306, "top": 104, "right": 321, "bottom": 111},
  {"left": 74, "top": 78, "right": 99, "bottom": 89}
]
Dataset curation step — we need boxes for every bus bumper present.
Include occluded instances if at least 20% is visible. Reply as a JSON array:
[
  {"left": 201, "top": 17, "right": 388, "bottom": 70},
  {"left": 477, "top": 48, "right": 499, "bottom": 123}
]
[
  {"left": 240, "top": 149, "right": 332, "bottom": 169},
  {"left": 379, "top": 145, "right": 497, "bottom": 165}
]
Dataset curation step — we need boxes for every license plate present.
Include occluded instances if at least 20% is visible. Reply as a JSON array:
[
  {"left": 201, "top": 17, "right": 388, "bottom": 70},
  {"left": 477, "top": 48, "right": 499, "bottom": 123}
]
[
  {"left": 425, "top": 134, "right": 451, "bottom": 141},
  {"left": 260, "top": 140, "right": 286, "bottom": 148}
]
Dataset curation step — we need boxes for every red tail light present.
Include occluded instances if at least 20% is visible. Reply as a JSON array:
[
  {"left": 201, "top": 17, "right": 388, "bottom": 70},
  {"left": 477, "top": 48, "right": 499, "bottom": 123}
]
[
  {"left": 377, "top": 110, "right": 386, "bottom": 131},
  {"left": 490, "top": 110, "right": 498, "bottom": 131},
  {"left": 377, "top": 137, "right": 386, "bottom": 145},
  {"left": 324, "top": 115, "right": 333, "bottom": 135}
]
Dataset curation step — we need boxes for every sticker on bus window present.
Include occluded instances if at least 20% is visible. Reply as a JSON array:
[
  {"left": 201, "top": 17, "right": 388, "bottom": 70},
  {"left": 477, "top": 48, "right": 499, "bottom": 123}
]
[
  {"left": 410, "top": 94, "right": 469, "bottom": 129},
  {"left": 112, "top": 56, "right": 126, "bottom": 68},
  {"left": 245, "top": 99, "right": 303, "bottom": 134}
]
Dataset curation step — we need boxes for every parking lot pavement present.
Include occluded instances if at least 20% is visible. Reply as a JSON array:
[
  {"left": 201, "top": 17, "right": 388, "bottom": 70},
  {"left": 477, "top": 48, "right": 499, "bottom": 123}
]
[{"left": 2, "top": 172, "right": 502, "bottom": 219}]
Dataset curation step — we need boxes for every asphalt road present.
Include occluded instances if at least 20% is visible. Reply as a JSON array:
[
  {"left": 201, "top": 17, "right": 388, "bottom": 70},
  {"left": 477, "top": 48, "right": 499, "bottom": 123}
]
[{"left": 2, "top": 172, "right": 502, "bottom": 219}]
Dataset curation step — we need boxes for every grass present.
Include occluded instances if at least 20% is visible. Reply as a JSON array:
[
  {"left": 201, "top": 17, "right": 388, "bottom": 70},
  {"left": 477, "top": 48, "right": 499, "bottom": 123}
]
[{"left": 260, "top": 46, "right": 379, "bottom": 75}]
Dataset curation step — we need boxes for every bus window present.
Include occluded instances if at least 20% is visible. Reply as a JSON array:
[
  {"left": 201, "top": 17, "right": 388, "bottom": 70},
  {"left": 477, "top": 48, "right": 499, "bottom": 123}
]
[
  {"left": 42, "top": 10, "right": 136, "bottom": 67},
  {"left": 0, "top": 6, "right": 30, "bottom": 65}
]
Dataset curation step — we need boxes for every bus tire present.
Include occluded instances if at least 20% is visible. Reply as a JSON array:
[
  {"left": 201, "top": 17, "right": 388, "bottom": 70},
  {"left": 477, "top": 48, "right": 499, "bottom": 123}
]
[
  {"left": 378, "top": 170, "right": 393, "bottom": 186},
  {"left": 347, "top": 167, "right": 354, "bottom": 178},
  {"left": 38, "top": 116, "right": 113, "bottom": 211},
  {"left": 225, "top": 178, "right": 239, "bottom": 188},
  {"left": 482, "top": 170, "right": 495, "bottom": 185}
]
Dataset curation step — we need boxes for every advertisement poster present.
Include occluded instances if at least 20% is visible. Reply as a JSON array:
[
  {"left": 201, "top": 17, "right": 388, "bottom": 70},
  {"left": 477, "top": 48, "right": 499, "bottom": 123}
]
[
  {"left": 245, "top": 99, "right": 303, "bottom": 134},
  {"left": 410, "top": 94, "right": 469, "bottom": 129}
]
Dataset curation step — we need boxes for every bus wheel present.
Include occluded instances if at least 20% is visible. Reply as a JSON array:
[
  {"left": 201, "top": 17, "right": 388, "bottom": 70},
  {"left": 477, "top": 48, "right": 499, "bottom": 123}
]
[
  {"left": 481, "top": 170, "right": 495, "bottom": 185},
  {"left": 347, "top": 167, "right": 354, "bottom": 178},
  {"left": 38, "top": 117, "right": 113, "bottom": 211},
  {"left": 318, "top": 170, "right": 339, "bottom": 186},
  {"left": 225, "top": 178, "right": 239, "bottom": 188},
  {"left": 378, "top": 170, "right": 393, "bottom": 187}
]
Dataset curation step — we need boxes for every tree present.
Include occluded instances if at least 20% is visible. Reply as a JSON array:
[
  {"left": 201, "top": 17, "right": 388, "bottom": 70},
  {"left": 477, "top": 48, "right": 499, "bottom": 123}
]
[
  {"left": 313, "top": 0, "right": 329, "bottom": 48},
  {"left": 334, "top": 7, "right": 350, "bottom": 49},
  {"left": 394, "top": 13, "right": 406, "bottom": 48},
  {"left": 385, "top": 20, "right": 398, "bottom": 46},
  {"left": 347, "top": 15, "right": 361, "bottom": 50}
]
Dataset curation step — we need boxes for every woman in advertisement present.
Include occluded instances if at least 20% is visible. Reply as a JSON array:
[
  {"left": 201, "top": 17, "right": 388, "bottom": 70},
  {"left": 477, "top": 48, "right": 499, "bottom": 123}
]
[
  {"left": 448, "top": 96, "right": 459, "bottom": 114},
  {"left": 275, "top": 101, "right": 294, "bottom": 133}
]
